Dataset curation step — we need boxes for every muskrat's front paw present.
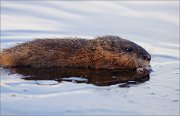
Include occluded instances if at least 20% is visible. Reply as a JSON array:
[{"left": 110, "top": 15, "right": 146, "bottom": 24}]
[{"left": 137, "top": 67, "right": 152, "bottom": 74}]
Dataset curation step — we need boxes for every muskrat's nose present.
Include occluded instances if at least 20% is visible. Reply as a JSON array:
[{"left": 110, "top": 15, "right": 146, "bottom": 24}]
[{"left": 143, "top": 55, "right": 151, "bottom": 61}]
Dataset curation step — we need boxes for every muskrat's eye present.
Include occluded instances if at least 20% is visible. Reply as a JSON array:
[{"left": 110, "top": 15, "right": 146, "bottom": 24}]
[{"left": 126, "top": 48, "right": 133, "bottom": 52}]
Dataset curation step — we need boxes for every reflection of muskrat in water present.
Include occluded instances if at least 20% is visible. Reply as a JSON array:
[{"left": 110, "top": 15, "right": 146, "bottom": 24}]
[{"left": 0, "top": 36, "right": 151, "bottom": 70}]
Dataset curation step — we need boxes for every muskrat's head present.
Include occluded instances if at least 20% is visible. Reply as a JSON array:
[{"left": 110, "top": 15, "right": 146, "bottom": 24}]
[{"left": 95, "top": 36, "right": 151, "bottom": 70}]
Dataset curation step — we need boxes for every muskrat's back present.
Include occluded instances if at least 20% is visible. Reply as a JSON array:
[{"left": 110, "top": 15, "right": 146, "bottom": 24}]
[
  {"left": 1, "top": 38, "right": 94, "bottom": 68},
  {"left": 0, "top": 36, "right": 151, "bottom": 70}
]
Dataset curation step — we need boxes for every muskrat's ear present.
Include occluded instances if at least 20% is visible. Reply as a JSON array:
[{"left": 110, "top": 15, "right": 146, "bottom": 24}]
[{"left": 100, "top": 40, "right": 114, "bottom": 51}]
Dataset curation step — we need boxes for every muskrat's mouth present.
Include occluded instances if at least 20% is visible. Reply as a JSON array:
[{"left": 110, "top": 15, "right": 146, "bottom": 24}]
[{"left": 136, "top": 58, "right": 152, "bottom": 74}]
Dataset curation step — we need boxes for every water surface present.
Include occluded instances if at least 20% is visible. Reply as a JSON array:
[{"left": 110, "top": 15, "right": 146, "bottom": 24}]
[{"left": 1, "top": 1, "right": 179, "bottom": 115}]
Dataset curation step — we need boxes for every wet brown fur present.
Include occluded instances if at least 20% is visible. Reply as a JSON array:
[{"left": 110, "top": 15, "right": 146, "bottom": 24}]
[{"left": 0, "top": 36, "right": 150, "bottom": 70}]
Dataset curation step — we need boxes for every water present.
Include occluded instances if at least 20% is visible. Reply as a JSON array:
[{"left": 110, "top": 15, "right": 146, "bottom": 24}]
[
  {"left": 1, "top": 1, "right": 179, "bottom": 115},
  {"left": 3, "top": 68, "right": 150, "bottom": 86}
]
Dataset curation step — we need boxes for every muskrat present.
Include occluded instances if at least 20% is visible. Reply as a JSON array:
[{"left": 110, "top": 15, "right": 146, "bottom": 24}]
[{"left": 0, "top": 36, "right": 151, "bottom": 71}]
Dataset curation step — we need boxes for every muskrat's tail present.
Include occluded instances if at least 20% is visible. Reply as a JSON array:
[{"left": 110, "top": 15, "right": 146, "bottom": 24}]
[{"left": 0, "top": 53, "right": 13, "bottom": 67}]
